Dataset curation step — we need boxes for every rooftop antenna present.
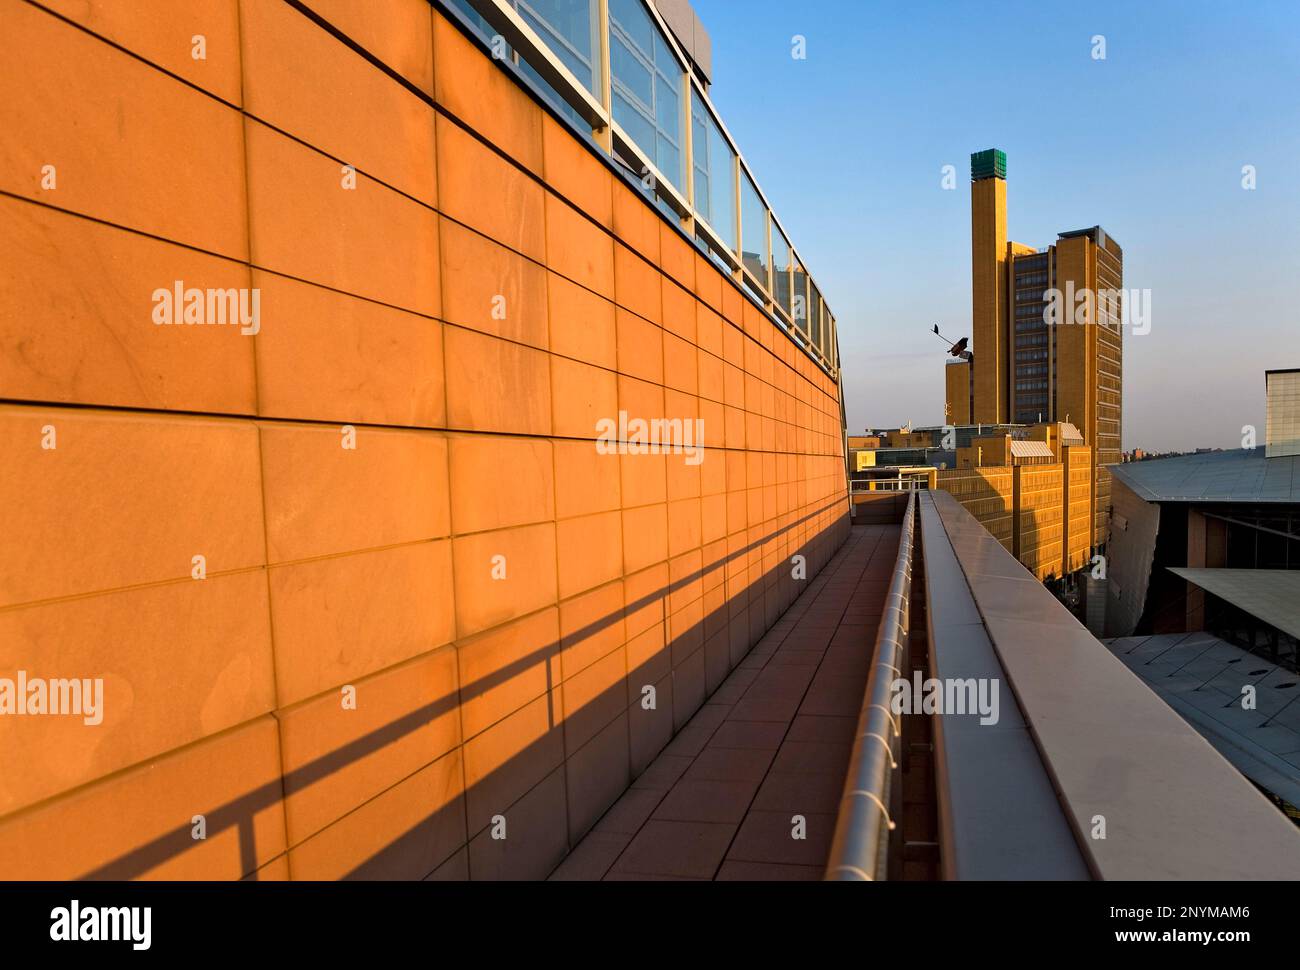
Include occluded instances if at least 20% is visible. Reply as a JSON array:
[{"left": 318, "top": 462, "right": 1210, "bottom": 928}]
[{"left": 931, "top": 324, "right": 971, "bottom": 360}]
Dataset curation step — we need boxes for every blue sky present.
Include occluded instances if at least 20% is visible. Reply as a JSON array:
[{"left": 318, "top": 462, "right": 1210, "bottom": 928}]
[{"left": 692, "top": 0, "right": 1300, "bottom": 451}]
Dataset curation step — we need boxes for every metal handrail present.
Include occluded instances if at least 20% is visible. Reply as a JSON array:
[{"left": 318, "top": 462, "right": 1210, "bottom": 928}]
[
  {"left": 825, "top": 490, "right": 916, "bottom": 881},
  {"left": 849, "top": 478, "right": 928, "bottom": 493}
]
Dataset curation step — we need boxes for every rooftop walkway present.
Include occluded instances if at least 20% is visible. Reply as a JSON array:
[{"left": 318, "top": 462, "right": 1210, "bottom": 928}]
[{"left": 550, "top": 523, "right": 900, "bottom": 880}]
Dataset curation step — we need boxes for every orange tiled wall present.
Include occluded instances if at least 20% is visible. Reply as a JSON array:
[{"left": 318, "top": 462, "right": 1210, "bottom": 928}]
[{"left": 0, "top": 0, "right": 849, "bottom": 879}]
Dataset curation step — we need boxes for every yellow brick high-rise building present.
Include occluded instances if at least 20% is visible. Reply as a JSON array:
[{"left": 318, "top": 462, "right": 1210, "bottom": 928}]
[
  {"left": 960, "top": 149, "right": 1123, "bottom": 555},
  {"left": 944, "top": 360, "right": 971, "bottom": 424},
  {"left": 1045, "top": 227, "right": 1123, "bottom": 547},
  {"left": 969, "top": 149, "right": 1008, "bottom": 424}
]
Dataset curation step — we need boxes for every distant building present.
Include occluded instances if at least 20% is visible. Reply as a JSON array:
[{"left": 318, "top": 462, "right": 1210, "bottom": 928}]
[
  {"left": 954, "top": 149, "right": 1122, "bottom": 552},
  {"left": 1266, "top": 368, "right": 1300, "bottom": 458},
  {"left": 848, "top": 420, "right": 1093, "bottom": 582},
  {"left": 1105, "top": 372, "right": 1300, "bottom": 649}
]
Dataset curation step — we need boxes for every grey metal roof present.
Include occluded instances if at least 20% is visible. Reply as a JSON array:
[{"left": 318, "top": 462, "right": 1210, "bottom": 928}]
[
  {"left": 1102, "top": 633, "right": 1300, "bottom": 808},
  {"left": 1109, "top": 447, "right": 1300, "bottom": 503},
  {"left": 1167, "top": 568, "right": 1300, "bottom": 641}
]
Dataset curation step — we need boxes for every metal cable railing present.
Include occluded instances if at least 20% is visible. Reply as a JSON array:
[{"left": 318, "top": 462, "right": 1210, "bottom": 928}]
[{"left": 825, "top": 490, "right": 916, "bottom": 881}]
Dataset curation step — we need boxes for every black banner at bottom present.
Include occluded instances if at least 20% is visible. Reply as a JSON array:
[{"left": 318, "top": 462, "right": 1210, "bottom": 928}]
[{"left": 0, "top": 880, "right": 1282, "bottom": 957}]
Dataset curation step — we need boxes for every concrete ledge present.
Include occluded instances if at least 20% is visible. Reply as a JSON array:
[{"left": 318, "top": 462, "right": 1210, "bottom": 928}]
[
  {"left": 921, "top": 493, "right": 1089, "bottom": 880},
  {"left": 928, "top": 489, "right": 1300, "bottom": 880}
]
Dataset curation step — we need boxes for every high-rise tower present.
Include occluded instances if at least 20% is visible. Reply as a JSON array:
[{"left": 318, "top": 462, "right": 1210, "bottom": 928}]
[
  {"left": 955, "top": 149, "right": 1123, "bottom": 551},
  {"left": 969, "top": 148, "right": 1008, "bottom": 424}
]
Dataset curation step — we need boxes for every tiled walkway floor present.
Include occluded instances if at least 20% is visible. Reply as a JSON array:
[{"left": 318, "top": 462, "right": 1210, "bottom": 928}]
[{"left": 550, "top": 523, "right": 901, "bottom": 881}]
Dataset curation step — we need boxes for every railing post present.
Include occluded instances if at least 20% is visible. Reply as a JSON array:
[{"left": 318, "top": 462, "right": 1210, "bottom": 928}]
[{"left": 593, "top": 0, "right": 612, "bottom": 150}]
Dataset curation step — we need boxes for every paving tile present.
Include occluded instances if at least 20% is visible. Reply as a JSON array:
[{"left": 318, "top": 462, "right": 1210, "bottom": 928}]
[
  {"left": 549, "top": 830, "right": 631, "bottom": 881},
  {"left": 752, "top": 770, "right": 844, "bottom": 816},
  {"left": 660, "top": 719, "right": 719, "bottom": 759},
  {"left": 602, "top": 870, "right": 708, "bottom": 881},
  {"left": 651, "top": 778, "right": 760, "bottom": 825},
  {"left": 684, "top": 746, "right": 775, "bottom": 784},
  {"left": 771, "top": 740, "right": 853, "bottom": 776},
  {"left": 797, "top": 683, "right": 865, "bottom": 718},
  {"left": 593, "top": 787, "right": 665, "bottom": 835},
  {"left": 609, "top": 819, "right": 735, "bottom": 879},
  {"left": 716, "top": 860, "right": 823, "bottom": 881},
  {"left": 728, "top": 693, "right": 802, "bottom": 723},
  {"left": 787, "top": 714, "right": 858, "bottom": 744},
  {"left": 630, "top": 753, "right": 693, "bottom": 791},
  {"left": 726, "top": 809, "right": 836, "bottom": 868},
  {"left": 707, "top": 720, "right": 787, "bottom": 751},
  {"left": 559, "top": 523, "right": 899, "bottom": 880}
]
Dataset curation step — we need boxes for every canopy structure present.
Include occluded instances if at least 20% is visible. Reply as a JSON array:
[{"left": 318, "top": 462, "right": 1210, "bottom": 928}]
[{"left": 1168, "top": 567, "right": 1300, "bottom": 642}]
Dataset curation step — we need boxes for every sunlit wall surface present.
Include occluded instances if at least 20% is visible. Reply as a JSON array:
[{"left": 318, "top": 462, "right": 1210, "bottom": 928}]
[{"left": 0, "top": 0, "right": 850, "bottom": 880}]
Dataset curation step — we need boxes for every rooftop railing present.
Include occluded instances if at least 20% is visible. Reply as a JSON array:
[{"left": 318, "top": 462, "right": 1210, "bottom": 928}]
[
  {"left": 826, "top": 490, "right": 916, "bottom": 880},
  {"left": 441, "top": 0, "right": 841, "bottom": 379},
  {"left": 828, "top": 489, "right": 1300, "bottom": 880}
]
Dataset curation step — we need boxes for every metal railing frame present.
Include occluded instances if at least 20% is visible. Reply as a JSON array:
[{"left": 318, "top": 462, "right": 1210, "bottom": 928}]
[
  {"left": 849, "top": 478, "right": 929, "bottom": 493},
  {"left": 825, "top": 490, "right": 916, "bottom": 880}
]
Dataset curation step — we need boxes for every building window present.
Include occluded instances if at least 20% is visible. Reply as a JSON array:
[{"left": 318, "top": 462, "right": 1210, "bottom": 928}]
[
  {"left": 809, "top": 282, "right": 823, "bottom": 350},
  {"left": 516, "top": 0, "right": 599, "bottom": 94},
  {"left": 772, "top": 226, "right": 793, "bottom": 315},
  {"left": 740, "top": 171, "right": 769, "bottom": 289},
  {"left": 792, "top": 260, "right": 809, "bottom": 333},
  {"left": 610, "top": 0, "right": 684, "bottom": 190},
  {"left": 691, "top": 89, "right": 736, "bottom": 251},
  {"left": 444, "top": 0, "right": 592, "bottom": 130}
]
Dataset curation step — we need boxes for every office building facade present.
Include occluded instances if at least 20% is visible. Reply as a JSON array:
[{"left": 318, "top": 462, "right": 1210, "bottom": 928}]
[{"left": 953, "top": 149, "right": 1123, "bottom": 551}]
